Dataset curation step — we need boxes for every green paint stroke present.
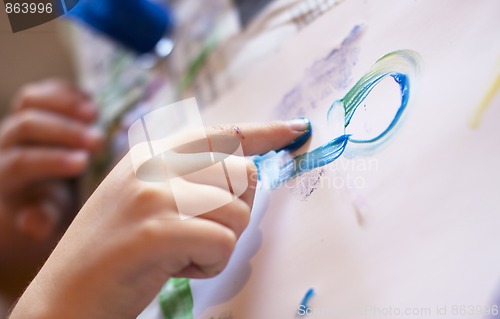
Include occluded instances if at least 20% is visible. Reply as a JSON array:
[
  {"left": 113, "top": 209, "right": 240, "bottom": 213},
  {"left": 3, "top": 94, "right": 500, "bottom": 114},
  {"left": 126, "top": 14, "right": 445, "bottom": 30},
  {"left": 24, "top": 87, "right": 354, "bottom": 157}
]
[
  {"left": 261, "top": 50, "right": 421, "bottom": 188},
  {"left": 159, "top": 278, "right": 194, "bottom": 319}
]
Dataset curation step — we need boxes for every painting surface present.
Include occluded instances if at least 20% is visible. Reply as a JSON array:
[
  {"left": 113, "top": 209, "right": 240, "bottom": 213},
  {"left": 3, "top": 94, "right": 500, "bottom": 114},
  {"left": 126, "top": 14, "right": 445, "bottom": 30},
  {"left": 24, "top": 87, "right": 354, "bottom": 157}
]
[{"left": 155, "top": 1, "right": 500, "bottom": 318}]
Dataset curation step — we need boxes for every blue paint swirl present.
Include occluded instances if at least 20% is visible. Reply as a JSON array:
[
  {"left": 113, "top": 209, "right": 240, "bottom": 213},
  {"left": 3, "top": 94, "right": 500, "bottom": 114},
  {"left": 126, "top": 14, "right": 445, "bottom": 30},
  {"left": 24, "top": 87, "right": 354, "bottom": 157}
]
[{"left": 258, "top": 50, "right": 421, "bottom": 189}]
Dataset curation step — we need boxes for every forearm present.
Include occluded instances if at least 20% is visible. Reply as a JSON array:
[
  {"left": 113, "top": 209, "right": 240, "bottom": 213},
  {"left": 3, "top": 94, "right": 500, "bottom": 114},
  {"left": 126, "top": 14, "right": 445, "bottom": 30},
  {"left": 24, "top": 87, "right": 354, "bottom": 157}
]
[
  {"left": 8, "top": 277, "right": 62, "bottom": 319},
  {"left": 8, "top": 219, "right": 148, "bottom": 319},
  {"left": 9, "top": 275, "right": 108, "bottom": 319}
]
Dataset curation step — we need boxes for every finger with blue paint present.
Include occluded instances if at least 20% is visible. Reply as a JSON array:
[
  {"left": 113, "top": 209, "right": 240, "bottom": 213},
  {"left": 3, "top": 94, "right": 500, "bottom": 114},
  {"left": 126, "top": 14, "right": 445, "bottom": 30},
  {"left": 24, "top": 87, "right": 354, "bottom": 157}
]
[{"left": 9, "top": 119, "right": 312, "bottom": 319}]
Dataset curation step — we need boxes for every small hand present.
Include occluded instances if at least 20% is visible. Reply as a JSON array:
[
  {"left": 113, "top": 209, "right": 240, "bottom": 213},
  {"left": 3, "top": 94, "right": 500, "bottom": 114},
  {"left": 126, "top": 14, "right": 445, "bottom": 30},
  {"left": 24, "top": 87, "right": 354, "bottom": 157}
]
[
  {"left": 0, "top": 79, "right": 102, "bottom": 253},
  {"left": 9, "top": 119, "right": 311, "bottom": 319}
]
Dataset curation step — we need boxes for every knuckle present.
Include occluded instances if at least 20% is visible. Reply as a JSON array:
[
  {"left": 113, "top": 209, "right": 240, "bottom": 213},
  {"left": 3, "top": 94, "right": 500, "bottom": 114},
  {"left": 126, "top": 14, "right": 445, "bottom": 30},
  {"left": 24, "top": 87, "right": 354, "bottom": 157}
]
[
  {"left": 133, "top": 185, "right": 160, "bottom": 204},
  {"left": 214, "top": 228, "right": 237, "bottom": 260},
  {"left": 132, "top": 184, "right": 171, "bottom": 211}
]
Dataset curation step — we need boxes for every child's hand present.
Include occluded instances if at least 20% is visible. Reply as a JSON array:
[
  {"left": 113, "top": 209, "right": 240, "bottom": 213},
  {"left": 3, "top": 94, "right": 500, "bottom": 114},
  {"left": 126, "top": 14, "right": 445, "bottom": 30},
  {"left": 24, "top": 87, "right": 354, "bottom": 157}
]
[
  {"left": 0, "top": 79, "right": 103, "bottom": 241},
  {"left": 0, "top": 79, "right": 103, "bottom": 308},
  {"left": 9, "top": 119, "right": 311, "bottom": 319}
]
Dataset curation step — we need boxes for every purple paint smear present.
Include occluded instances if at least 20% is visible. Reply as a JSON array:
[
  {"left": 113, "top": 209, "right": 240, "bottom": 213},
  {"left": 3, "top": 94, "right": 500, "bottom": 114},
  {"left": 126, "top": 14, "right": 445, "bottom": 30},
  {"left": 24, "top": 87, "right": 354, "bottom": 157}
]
[
  {"left": 275, "top": 24, "right": 365, "bottom": 119},
  {"left": 275, "top": 25, "right": 365, "bottom": 200}
]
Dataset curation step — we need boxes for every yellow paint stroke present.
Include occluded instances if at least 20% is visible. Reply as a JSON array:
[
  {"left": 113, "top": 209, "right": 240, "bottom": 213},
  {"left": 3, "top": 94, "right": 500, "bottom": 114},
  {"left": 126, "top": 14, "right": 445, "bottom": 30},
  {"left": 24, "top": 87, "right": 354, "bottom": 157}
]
[{"left": 471, "top": 70, "right": 500, "bottom": 129}]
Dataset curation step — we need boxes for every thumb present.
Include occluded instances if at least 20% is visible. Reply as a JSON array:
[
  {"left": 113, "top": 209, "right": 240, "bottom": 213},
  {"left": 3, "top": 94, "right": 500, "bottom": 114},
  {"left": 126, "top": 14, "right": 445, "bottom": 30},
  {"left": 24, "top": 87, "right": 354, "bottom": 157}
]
[{"left": 205, "top": 118, "right": 312, "bottom": 156}]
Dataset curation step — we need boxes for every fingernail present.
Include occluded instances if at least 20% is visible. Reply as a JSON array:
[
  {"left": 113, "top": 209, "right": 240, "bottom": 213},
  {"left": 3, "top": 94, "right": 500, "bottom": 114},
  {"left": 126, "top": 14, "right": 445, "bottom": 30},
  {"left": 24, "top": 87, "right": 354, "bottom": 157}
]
[
  {"left": 287, "top": 117, "right": 311, "bottom": 132},
  {"left": 84, "top": 127, "right": 104, "bottom": 146},
  {"left": 65, "top": 151, "right": 89, "bottom": 166},
  {"left": 279, "top": 118, "right": 312, "bottom": 152}
]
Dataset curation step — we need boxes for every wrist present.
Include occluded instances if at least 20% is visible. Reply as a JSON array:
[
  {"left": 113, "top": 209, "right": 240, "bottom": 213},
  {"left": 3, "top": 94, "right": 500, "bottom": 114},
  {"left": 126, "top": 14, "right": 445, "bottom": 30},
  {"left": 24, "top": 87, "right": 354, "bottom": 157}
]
[{"left": 9, "top": 275, "right": 92, "bottom": 319}]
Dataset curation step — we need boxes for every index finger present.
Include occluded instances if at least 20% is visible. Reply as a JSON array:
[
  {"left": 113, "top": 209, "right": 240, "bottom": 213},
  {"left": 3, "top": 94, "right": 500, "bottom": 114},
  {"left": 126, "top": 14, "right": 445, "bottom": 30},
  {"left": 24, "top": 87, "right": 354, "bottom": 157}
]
[{"left": 205, "top": 119, "right": 312, "bottom": 156}]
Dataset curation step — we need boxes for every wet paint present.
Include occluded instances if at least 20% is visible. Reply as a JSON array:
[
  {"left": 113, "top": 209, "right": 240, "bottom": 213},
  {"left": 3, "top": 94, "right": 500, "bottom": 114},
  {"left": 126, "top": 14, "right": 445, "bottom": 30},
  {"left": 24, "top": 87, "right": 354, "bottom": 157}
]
[{"left": 258, "top": 50, "right": 421, "bottom": 189}]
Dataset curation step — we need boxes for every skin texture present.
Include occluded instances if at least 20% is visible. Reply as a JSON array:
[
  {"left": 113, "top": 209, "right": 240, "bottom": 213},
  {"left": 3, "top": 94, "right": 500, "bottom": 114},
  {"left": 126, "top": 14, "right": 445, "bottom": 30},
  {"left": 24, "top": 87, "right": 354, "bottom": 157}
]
[
  {"left": 9, "top": 119, "right": 311, "bottom": 319},
  {"left": 0, "top": 79, "right": 103, "bottom": 317}
]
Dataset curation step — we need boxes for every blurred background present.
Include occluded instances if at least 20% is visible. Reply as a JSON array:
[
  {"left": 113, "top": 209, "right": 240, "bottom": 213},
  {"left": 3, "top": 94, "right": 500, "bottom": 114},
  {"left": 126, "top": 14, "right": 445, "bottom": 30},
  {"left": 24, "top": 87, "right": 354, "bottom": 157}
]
[{"left": 0, "top": 11, "right": 74, "bottom": 117}]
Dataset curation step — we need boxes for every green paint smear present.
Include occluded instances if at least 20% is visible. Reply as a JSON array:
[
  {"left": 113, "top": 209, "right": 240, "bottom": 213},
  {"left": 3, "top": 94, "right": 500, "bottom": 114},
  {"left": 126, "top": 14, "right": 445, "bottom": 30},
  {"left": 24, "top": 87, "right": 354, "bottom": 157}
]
[{"left": 159, "top": 278, "right": 194, "bottom": 319}]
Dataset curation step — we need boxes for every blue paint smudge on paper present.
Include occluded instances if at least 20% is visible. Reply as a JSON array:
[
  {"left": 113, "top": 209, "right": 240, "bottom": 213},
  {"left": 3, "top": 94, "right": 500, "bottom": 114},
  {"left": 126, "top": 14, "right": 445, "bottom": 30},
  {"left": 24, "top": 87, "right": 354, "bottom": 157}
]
[
  {"left": 259, "top": 50, "right": 421, "bottom": 190},
  {"left": 296, "top": 288, "right": 315, "bottom": 317},
  {"left": 277, "top": 134, "right": 349, "bottom": 183},
  {"left": 300, "top": 288, "right": 315, "bottom": 308}
]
